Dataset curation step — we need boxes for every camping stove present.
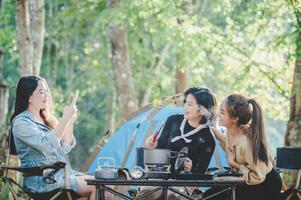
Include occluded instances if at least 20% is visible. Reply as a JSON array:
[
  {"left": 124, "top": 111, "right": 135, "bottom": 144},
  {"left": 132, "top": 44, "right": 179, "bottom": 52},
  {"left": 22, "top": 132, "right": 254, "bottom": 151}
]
[{"left": 144, "top": 164, "right": 171, "bottom": 179}]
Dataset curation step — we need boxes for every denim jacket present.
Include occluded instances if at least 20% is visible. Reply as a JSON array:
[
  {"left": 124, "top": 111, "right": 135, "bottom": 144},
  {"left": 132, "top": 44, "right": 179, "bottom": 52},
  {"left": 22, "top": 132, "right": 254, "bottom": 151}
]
[{"left": 12, "top": 110, "right": 78, "bottom": 193}]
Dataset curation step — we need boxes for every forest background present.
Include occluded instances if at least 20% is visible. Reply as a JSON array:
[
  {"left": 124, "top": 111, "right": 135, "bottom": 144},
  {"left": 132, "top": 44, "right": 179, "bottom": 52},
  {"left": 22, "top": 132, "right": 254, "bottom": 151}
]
[{"left": 0, "top": 0, "right": 300, "bottom": 177}]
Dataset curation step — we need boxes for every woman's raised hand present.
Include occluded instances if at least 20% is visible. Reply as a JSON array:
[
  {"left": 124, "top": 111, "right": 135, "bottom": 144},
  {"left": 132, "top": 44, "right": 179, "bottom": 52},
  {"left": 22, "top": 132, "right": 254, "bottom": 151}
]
[
  {"left": 145, "top": 136, "right": 158, "bottom": 149},
  {"left": 68, "top": 90, "right": 79, "bottom": 122},
  {"left": 63, "top": 104, "right": 78, "bottom": 121}
]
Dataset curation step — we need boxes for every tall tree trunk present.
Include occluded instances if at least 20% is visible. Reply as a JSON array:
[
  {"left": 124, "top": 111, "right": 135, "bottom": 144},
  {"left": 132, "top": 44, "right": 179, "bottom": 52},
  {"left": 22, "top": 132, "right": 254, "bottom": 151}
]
[
  {"left": 16, "top": 0, "right": 33, "bottom": 76},
  {"left": 0, "top": 50, "right": 10, "bottom": 172},
  {"left": 174, "top": 0, "right": 191, "bottom": 98},
  {"left": 107, "top": 0, "right": 137, "bottom": 119},
  {"left": 29, "top": 0, "right": 45, "bottom": 75},
  {"left": 16, "top": 0, "right": 44, "bottom": 76},
  {"left": 285, "top": 32, "right": 301, "bottom": 147},
  {"left": 0, "top": 0, "right": 7, "bottom": 170},
  {"left": 175, "top": 68, "right": 188, "bottom": 106},
  {"left": 0, "top": 49, "right": 9, "bottom": 145},
  {"left": 175, "top": 68, "right": 189, "bottom": 94},
  {"left": 283, "top": 32, "right": 301, "bottom": 188},
  {"left": 107, "top": 88, "right": 116, "bottom": 132},
  {"left": 9, "top": 0, "right": 45, "bottom": 184}
]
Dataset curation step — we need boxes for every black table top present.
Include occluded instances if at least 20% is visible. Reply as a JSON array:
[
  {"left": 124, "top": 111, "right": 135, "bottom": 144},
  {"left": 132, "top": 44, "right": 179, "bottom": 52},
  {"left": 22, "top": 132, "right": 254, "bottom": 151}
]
[{"left": 86, "top": 177, "right": 245, "bottom": 187}]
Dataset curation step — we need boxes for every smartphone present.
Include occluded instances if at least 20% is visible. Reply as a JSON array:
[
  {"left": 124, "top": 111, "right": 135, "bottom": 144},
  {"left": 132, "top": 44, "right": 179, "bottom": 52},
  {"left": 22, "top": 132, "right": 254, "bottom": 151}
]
[{"left": 71, "top": 90, "right": 79, "bottom": 105}]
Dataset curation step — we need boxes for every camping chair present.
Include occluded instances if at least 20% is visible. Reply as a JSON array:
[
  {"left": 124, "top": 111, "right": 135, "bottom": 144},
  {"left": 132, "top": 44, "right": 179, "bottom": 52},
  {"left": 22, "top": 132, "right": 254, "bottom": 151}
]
[
  {"left": 277, "top": 147, "right": 301, "bottom": 200},
  {"left": 0, "top": 129, "right": 81, "bottom": 200}
]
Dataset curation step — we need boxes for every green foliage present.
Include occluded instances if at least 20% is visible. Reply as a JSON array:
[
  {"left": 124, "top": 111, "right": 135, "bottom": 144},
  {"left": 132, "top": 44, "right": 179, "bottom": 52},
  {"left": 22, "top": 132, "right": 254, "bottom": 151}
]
[
  {"left": 1, "top": 0, "right": 298, "bottom": 169},
  {"left": 0, "top": 180, "right": 9, "bottom": 200},
  {"left": 1, "top": 0, "right": 18, "bottom": 85}
]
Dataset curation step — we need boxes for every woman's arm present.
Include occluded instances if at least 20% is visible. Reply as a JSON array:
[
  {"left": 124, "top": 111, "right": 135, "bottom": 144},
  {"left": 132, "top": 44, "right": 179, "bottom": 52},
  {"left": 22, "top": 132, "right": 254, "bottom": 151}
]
[
  {"left": 232, "top": 144, "right": 269, "bottom": 185},
  {"left": 210, "top": 126, "right": 226, "bottom": 151},
  {"left": 62, "top": 113, "right": 77, "bottom": 144},
  {"left": 210, "top": 126, "right": 224, "bottom": 141},
  {"left": 53, "top": 104, "right": 77, "bottom": 140},
  {"left": 145, "top": 135, "right": 158, "bottom": 149},
  {"left": 59, "top": 112, "right": 77, "bottom": 153},
  {"left": 59, "top": 121, "right": 76, "bottom": 153},
  {"left": 156, "top": 116, "right": 174, "bottom": 149},
  {"left": 145, "top": 116, "right": 173, "bottom": 149}
]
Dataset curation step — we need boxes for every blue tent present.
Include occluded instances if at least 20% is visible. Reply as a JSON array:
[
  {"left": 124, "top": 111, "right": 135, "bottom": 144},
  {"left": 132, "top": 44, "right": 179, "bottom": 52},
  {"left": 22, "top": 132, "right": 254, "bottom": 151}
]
[{"left": 87, "top": 106, "right": 227, "bottom": 172}]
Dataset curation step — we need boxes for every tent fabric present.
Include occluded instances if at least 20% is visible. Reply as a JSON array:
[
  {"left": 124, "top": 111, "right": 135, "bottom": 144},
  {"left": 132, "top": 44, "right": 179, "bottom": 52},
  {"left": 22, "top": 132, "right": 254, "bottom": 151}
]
[{"left": 87, "top": 106, "right": 228, "bottom": 172}]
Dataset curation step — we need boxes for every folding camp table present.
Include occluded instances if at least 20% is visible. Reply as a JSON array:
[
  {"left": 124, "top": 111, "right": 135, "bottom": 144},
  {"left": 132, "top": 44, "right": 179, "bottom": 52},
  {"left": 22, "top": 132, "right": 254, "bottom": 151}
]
[{"left": 86, "top": 176, "right": 245, "bottom": 200}]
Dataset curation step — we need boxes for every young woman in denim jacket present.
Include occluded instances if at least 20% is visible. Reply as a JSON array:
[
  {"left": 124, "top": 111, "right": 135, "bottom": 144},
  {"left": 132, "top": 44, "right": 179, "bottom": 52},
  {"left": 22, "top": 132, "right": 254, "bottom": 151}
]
[{"left": 10, "top": 76, "right": 98, "bottom": 199}]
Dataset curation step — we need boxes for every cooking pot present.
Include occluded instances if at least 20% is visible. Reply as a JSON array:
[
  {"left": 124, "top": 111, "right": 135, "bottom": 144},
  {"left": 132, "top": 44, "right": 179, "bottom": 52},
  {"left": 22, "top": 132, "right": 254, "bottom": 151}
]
[
  {"left": 95, "top": 166, "right": 119, "bottom": 179},
  {"left": 137, "top": 147, "right": 178, "bottom": 166}
]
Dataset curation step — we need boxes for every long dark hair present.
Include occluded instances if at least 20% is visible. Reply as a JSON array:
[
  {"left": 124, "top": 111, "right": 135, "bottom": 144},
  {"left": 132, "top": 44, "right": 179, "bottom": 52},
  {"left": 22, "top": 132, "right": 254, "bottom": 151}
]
[
  {"left": 225, "top": 94, "right": 269, "bottom": 165},
  {"left": 183, "top": 87, "right": 217, "bottom": 124},
  {"left": 10, "top": 76, "right": 42, "bottom": 122},
  {"left": 39, "top": 79, "right": 58, "bottom": 129}
]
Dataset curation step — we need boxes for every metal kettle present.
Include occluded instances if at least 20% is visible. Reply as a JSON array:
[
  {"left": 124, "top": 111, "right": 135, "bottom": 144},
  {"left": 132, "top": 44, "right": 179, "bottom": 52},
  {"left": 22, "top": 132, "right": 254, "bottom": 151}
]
[{"left": 94, "top": 157, "right": 119, "bottom": 179}]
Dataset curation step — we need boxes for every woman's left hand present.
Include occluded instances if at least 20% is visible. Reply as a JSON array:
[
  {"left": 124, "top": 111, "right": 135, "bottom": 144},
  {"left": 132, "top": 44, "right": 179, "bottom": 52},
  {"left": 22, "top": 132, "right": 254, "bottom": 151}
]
[{"left": 183, "top": 157, "right": 193, "bottom": 172}]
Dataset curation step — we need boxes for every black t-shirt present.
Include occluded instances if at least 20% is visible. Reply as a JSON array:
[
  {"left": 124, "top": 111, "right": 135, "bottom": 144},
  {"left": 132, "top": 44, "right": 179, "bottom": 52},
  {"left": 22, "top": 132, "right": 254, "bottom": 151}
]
[{"left": 157, "top": 114, "right": 215, "bottom": 174}]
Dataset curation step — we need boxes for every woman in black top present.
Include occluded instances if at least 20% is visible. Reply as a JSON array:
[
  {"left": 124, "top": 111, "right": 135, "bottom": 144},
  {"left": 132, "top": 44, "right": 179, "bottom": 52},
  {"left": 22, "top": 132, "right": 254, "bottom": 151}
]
[
  {"left": 141, "top": 87, "right": 217, "bottom": 200},
  {"left": 157, "top": 114, "right": 215, "bottom": 174}
]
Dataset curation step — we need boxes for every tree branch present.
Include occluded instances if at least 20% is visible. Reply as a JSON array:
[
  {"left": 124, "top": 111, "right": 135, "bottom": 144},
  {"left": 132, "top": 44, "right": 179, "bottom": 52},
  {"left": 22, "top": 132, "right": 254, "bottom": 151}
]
[
  {"left": 141, "top": 43, "right": 171, "bottom": 105},
  {"left": 229, "top": 44, "right": 290, "bottom": 100},
  {"left": 289, "top": 0, "right": 301, "bottom": 31}
]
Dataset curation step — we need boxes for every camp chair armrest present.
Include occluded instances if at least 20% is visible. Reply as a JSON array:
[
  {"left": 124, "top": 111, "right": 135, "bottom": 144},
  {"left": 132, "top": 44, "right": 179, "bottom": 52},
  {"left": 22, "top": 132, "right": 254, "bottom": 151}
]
[{"left": 1, "top": 161, "right": 66, "bottom": 176}]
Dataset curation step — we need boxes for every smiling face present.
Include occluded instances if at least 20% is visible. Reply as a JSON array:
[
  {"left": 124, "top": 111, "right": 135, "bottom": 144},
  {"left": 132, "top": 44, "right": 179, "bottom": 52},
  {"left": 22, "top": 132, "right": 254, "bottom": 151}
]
[
  {"left": 183, "top": 94, "right": 202, "bottom": 121},
  {"left": 28, "top": 80, "right": 48, "bottom": 111},
  {"left": 217, "top": 101, "right": 236, "bottom": 128}
]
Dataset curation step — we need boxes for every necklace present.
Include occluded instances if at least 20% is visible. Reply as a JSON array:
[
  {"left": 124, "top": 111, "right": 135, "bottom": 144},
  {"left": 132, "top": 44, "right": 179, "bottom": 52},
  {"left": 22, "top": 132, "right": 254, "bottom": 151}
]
[{"left": 171, "top": 119, "right": 208, "bottom": 143}]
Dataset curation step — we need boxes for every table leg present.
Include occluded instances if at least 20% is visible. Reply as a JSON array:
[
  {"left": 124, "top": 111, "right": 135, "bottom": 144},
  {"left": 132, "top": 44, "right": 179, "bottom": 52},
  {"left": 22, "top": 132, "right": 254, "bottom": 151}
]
[
  {"left": 162, "top": 186, "right": 168, "bottom": 200},
  {"left": 100, "top": 186, "right": 105, "bottom": 200},
  {"left": 95, "top": 185, "right": 100, "bottom": 200},
  {"left": 231, "top": 186, "right": 236, "bottom": 200}
]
